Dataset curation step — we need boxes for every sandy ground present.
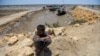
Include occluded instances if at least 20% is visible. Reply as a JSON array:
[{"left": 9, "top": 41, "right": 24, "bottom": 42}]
[{"left": 0, "top": 20, "right": 100, "bottom": 56}]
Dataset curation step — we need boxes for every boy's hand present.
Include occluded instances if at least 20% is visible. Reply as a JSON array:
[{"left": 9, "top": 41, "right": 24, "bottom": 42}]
[
  {"left": 36, "top": 35, "right": 40, "bottom": 38},
  {"left": 44, "top": 35, "right": 50, "bottom": 40}
]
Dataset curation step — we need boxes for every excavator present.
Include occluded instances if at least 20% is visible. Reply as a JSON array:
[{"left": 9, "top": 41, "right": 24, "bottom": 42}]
[{"left": 46, "top": 5, "right": 66, "bottom": 16}]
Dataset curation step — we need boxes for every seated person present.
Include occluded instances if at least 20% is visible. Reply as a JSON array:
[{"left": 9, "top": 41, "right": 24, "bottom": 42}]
[{"left": 33, "top": 25, "right": 51, "bottom": 52}]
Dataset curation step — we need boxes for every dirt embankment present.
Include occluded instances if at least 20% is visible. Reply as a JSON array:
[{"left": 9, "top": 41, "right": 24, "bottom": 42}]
[
  {"left": 0, "top": 11, "right": 32, "bottom": 35},
  {"left": 0, "top": 8, "right": 43, "bottom": 35},
  {"left": 71, "top": 6, "right": 100, "bottom": 22}
]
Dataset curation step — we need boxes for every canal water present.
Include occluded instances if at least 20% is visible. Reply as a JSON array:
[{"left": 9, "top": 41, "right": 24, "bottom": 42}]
[{"left": 8, "top": 9, "right": 73, "bottom": 33}]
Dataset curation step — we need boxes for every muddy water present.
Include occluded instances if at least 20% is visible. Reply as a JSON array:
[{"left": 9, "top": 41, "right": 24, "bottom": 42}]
[
  {"left": 8, "top": 10, "right": 73, "bottom": 33},
  {"left": 30, "top": 10, "right": 73, "bottom": 27}
]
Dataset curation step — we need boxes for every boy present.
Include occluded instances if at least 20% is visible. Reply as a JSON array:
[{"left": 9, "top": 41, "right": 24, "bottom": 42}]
[{"left": 33, "top": 25, "right": 51, "bottom": 55}]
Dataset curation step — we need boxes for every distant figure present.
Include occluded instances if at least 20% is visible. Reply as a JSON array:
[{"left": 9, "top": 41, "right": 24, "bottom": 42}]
[
  {"left": 43, "top": 7, "right": 46, "bottom": 10},
  {"left": 33, "top": 25, "right": 51, "bottom": 56}
]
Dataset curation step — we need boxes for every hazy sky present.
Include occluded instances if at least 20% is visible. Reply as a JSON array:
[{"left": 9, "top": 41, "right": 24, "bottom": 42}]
[{"left": 0, "top": 0, "right": 100, "bottom": 5}]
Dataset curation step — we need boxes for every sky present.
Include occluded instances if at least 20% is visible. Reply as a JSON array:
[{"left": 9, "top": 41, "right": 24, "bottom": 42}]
[{"left": 0, "top": 0, "right": 100, "bottom": 5}]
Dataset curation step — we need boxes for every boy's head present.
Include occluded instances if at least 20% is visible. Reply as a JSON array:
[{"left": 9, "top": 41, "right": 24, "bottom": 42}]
[{"left": 37, "top": 25, "right": 45, "bottom": 35}]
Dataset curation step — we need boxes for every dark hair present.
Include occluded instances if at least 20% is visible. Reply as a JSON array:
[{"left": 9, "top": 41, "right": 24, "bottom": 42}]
[{"left": 37, "top": 25, "right": 45, "bottom": 31}]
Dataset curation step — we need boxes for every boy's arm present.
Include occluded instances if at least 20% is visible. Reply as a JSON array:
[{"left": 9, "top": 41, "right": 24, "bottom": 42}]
[
  {"left": 43, "top": 32, "right": 51, "bottom": 40},
  {"left": 44, "top": 35, "right": 51, "bottom": 40},
  {"left": 33, "top": 35, "right": 45, "bottom": 42}
]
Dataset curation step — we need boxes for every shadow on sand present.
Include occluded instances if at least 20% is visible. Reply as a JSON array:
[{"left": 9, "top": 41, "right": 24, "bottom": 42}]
[{"left": 36, "top": 47, "right": 52, "bottom": 56}]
